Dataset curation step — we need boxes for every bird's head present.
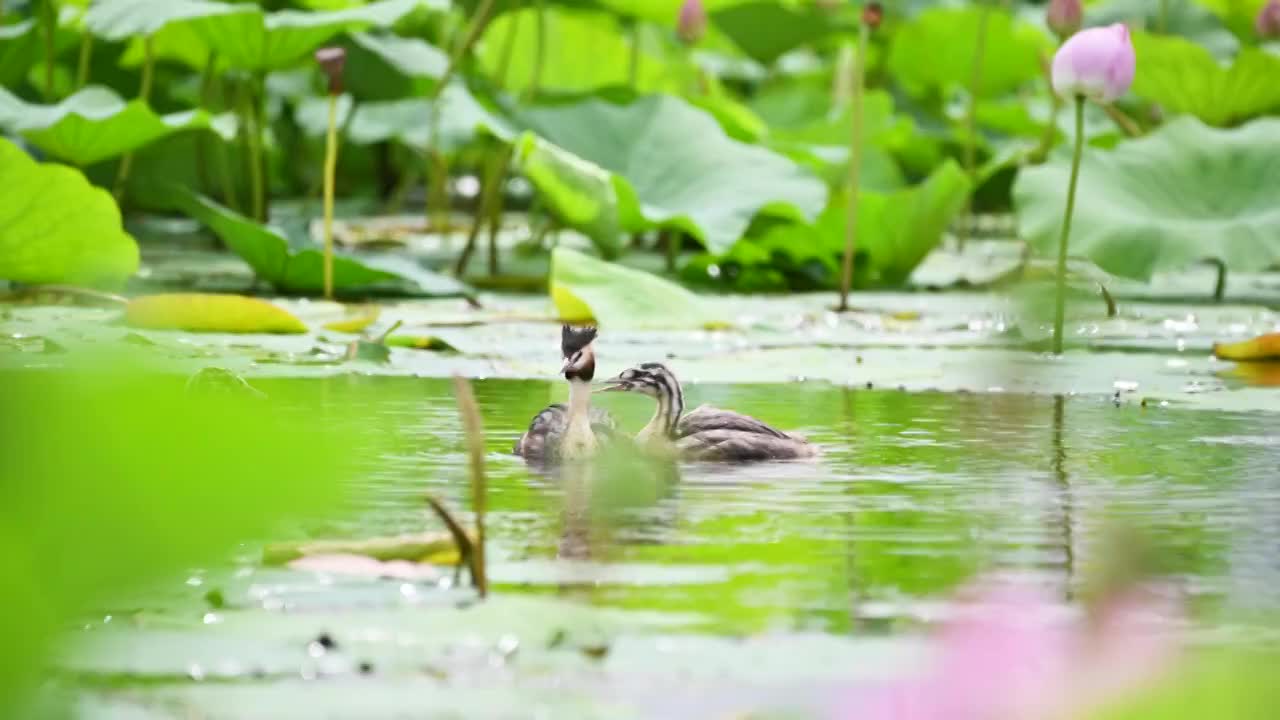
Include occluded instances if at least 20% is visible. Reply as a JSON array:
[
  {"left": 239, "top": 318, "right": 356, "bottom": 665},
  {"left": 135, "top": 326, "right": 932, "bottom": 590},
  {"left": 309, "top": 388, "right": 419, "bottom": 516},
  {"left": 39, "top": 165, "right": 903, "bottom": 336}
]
[
  {"left": 598, "top": 363, "right": 673, "bottom": 398},
  {"left": 560, "top": 325, "right": 598, "bottom": 382}
]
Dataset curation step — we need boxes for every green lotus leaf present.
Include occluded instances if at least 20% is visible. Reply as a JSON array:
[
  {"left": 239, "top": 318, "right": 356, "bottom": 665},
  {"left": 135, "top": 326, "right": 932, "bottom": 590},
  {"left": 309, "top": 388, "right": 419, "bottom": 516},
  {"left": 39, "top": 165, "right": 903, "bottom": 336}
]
[
  {"left": 1193, "top": 0, "right": 1268, "bottom": 38},
  {"left": 1130, "top": 32, "right": 1280, "bottom": 127},
  {"left": 889, "top": 6, "right": 1051, "bottom": 99},
  {"left": 1012, "top": 116, "right": 1280, "bottom": 281},
  {"left": 350, "top": 31, "right": 447, "bottom": 79},
  {"left": 516, "top": 94, "right": 827, "bottom": 254},
  {"left": 166, "top": 187, "right": 470, "bottom": 297},
  {"left": 516, "top": 132, "right": 622, "bottom": 258},
  {"left": 710, "top": 1, "right": 840, "bottom": 66},
  {"left": 83, "top": 0, "right": 240, "bottom": 40},
  {"left": 0, "top": 138, "right": 138, "bottom": 288},
  {"left": 0, "top": 86, "right": 235, "bottom": 166},
  {"left": 116, "top": 0, "right": 435, "bottom": 72},
  {"left": 550, "top": 246, "right": 727, "bottom": 329}
]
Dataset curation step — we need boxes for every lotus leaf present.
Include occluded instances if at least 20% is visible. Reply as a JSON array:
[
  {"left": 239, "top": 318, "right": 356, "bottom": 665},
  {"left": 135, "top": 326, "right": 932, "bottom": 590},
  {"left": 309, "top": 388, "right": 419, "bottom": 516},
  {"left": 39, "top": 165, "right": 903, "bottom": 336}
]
[
  {"left": 0, "top": 138, "right": 138, "bottom": 288},
  {"left": 1131, "top": 32, "right": 1280, "bottom": 127},
  {"left": 167, "top": 187, "right": 470, "bottom": 297},
  {"left": 1013, "top": 116, "right": 1280, "bottom": 281},
  {"left": 888, "top": 6, "right": 1050, "bottom": 99},
  {"left": 516, "top": 94, "right": 827, "bottom": 254},
  {"left": 550, "top": 247, "right": 726, "bottom": 329},
  {"left": 112, "top": 0, "right": 434, "bottom": 71},
  {"left": 124, "top": 293, "right": 309, "bottom": 334},
  {"left": 0, "top": 86, "right": 234, "bottom": 166},
  {"left": 515, "top": 132, "right": 622, "bottom": 258}
]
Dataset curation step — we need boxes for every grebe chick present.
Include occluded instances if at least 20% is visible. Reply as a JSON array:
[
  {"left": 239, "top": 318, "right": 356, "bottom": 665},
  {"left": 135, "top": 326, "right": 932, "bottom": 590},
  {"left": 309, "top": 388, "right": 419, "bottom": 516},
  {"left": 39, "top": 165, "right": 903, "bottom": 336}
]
[
  {"left": 513, "top": 326, "right": 617, "bottom": 462},
  {"left": 600, "top": 363, "right": 817, "bottom": 462}
]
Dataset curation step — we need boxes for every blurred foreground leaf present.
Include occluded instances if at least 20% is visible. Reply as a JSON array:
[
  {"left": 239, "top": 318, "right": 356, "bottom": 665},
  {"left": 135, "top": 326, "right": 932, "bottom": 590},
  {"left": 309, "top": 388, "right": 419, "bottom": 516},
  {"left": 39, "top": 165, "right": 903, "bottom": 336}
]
[
  {"left": 124, "top": 293, "right": 308, "bottom": 334},
  {"left": 550, "top": 247, "right": 727, "bottom": 329},
  {"left": 1213, "top": 332, "right": 1280, "bottom": 361},
  {"left": 1013, "top": 116, "right": 1280, "bottom": 281},
  {"left": 889, "top": 6, "right": 1050, "bottom": 99},
  {"left": 0, "top": 86, "right": 235, "bottom": 166},
  {"left": 0, "top": 138, "right": 138, "bottom": 288},
  {"left": 0, "top": 360, "right": 355, "bottom": 712}
]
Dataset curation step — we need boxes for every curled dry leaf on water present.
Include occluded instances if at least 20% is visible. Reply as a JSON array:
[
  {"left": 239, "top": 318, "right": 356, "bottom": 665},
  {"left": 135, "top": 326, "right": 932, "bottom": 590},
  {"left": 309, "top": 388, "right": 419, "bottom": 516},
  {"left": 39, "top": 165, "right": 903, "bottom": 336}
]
[
  {"left": 264, "top": 532, "right": 463, "bottom": 567},
  {"left": 1213, "top": 332, "right": 1280, "bottom": 362},
  {"left": 123, "top": 294, "right": 308, "bottom": 334},
  {"left": 322, "top": 306, "right": 381, "bottom": 333}
]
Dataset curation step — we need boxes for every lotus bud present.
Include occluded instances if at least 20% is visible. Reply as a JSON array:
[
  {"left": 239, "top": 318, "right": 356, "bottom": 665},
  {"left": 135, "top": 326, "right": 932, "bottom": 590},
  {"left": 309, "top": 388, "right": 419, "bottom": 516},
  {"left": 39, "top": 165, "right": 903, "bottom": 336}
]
[
  {"left": 1257, "top": 0, "right": 1280, "bottom": 38},
  {"left": 676, "top": 0, "right": 707, "bottom": 45},
  {"left": 861, "top": 2, "right": 883, "bottom": 30},
  {"left": 314, "top": 46, "right": 346, "bottom": 95},
  {"left": 1051, "top": 23, "right": 1135, "bottom": 103},
  {"left": 1047, "top": 0, "right": 1083, "bottom": 40}
]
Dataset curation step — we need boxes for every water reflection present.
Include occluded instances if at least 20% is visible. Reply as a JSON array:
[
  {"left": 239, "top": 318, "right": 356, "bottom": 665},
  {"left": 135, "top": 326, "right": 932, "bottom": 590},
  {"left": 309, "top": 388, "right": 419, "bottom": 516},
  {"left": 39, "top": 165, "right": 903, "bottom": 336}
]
[{"left": 262, "top": 376, "right": 1280, "bottom": 635}]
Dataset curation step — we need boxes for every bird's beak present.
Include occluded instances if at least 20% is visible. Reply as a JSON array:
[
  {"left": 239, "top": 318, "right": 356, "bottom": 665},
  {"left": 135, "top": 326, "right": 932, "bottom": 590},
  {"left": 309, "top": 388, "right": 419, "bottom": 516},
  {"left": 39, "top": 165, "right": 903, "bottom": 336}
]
[{"left": 596, "top": 374, "right": 630, "bottom": 392}]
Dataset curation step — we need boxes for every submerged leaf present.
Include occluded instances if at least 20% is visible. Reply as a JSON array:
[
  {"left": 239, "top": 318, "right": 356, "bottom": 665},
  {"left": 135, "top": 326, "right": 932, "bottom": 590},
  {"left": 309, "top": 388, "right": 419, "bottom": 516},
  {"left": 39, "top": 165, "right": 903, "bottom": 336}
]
[
  {"left": 1130, "top": 32, "right": 1280, "bottom": 127},
  {"left": 550, "top": 247, "right": 727, "bottom": 329},
  {"left": 0, "top": 138, "right": 138, "bottom": 288},
  {"left": 517, "top": 94, "right": 827, "bottom": 254},
  {"left": 1013, "top": 116, "right": 1280, "bottom": 280},
  {"left": 124, "top": 294, "right": 308, "bottom": 334},
  {"left": 0, "top": 86, "right": 234, "bottom": 166}
]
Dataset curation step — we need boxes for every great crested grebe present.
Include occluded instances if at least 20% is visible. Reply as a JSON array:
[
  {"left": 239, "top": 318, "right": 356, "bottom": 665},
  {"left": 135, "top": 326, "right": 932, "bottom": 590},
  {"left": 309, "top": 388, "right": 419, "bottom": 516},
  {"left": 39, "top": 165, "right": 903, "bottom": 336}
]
[
  {"left": 513, "top": 325, "right": 617, "bottom": 462},
  {"left": 600, "top": 362, "right": 817, "bottom": 462}
]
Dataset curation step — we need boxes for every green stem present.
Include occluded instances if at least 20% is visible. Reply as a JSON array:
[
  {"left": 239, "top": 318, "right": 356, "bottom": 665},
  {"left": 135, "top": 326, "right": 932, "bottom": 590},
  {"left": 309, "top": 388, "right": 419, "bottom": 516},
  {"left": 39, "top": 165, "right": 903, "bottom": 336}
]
[
  {"left": 1052, "top": 96, "right": 1085, "bottom": 356},
  {"left": 434, "top": 0, "right": 496, "bottom": 95},
  {"left": 837, "top": 26, "right": 869, "bottom": 312},
  {"left": 527, "top": 0, "right": 546, "bottom": 100},
  {"left": 254, "top": 72, "right": 269, "bottom": 222},
  {"left": 494, "top": 10, "right": 519, "bottom": 89},
  {"left": 1033, "top": 51, "right": 1060, "bottom": 162},
  {"left": 427, "top": 148, "right": 450, "bottom": 234},
  {"left": 242, "top": 81, "right": 266, "bottom": 223},
  {"left": 485, "top": 146, "right": 512, "bottom": 277},
  {"left": 1158, "top": 0, "right": 1170, "bottom": 33},
  {"left": 1209, "top": 258, "right": 1227, "bottom": 302},
  {"left": 75, "top": 33, "right": 93, "bottom": 89},
  {"left": 41, "top": 0, "right": 55, "bottom": 100},
  {"left": 664, "top": 230, "right": 677, "bottom": 273},
  {"left": 114, "top": 35, "right": 155, "bottom": 201},
  {"left": 195, "top": 52, "right": 218, "bottom": 195},
  {"left": 959, "top": 2, "right": 991, "bottom": 251},
  {"left": 321, "top": 93, "right": 340, "bottom": 300}
]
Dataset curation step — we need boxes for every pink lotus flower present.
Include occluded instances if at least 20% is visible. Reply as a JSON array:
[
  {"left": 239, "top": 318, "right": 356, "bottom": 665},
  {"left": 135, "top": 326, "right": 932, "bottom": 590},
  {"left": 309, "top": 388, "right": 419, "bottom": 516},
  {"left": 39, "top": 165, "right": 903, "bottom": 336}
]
[
  {"left": 1051, "top": 23, "right": 1135, "bottom": 103},
  {"left": 1047, "top": 0, "right": 1083, "bottom": 40},
  {"left": 677, "top": 0, "right": 707, "bottom": 45},
  {"left": 833, "top": 577, "right": 1182, "bottom": 720},
  {"left": 1257, "top": 0, "right": 1280, "bottom": 38}
]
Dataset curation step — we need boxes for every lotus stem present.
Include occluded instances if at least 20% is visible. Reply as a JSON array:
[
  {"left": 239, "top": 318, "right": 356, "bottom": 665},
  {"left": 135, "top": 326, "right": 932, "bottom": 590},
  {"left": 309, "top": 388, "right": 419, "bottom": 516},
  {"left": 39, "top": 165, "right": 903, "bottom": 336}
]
[
  {"left": 959, "top": 1, "right": 992, "bottom": 252},
  {"left": 664, "top": 229, "right": 678, "bottom": 273},
  {"left": 1209, "top": 258, "right": 1227, "bottom": 302},
  {"left": 451, "top": 375, "right": 487, "bottom": 599},
  {"left": 455, "top": 147, "right": 507, "bottom": 277},
  {"left": 1102, "top": 103, "right": 1141, "bottom": 137},
  {"left": 242, "top": 79, "right": 266, "bottom": 223},
  {"left": 253, "top": 73, "right": 269, "bottom": 222},
  {"left": 427, "top": 148, "right": 450, "bottom": 235},
  {"left": 1158, "top": 0, "right": 1169, "bottom": 33},
  {"left": 495, "top": 10, "right": 519, "bottom": 89},
  {"left": 1033, "top": 50, "right": 1061, "bottom": 162},
  {"left": 434, "top": 0, "right": 496, "bottom": 95},
  {"left": 40, "top": 0, "right": 54, "bottom": 100},
  {"left": 194, "top": 52, "right": 218, "bottom": 195},
  {"left": 113, "top": 35, "right": 157, "bottom": 201},
  {"left": 527, "top": 0, "right": 547, "bottom": 100},
  {"left": 837, "top": 24, "right": 869, "bottom": 312},
  {"left": 1052, "top": 96, "right": 1085, "bottom": 355},
  {"left": 321, "top": 93, "right": 340, "bottom": 300},
  {"left": 486, "top": 147, "right": 513, "bottom": 277},
  {"left": 75, "top": 33, "right": 93, "bottom": 89}
]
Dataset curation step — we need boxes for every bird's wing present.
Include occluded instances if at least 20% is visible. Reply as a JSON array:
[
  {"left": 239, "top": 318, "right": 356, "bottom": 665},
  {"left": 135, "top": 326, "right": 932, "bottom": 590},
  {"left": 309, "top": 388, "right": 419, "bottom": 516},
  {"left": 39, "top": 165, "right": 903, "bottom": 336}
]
[
  {"left": 513, "top": 403, "right": 569, "bottom": 459},
  {"left": 676, "top": 429, "right": 818, "bottom": 462},
  {"left": 677, "top": 404, "right": 790, "bottom": 439}
]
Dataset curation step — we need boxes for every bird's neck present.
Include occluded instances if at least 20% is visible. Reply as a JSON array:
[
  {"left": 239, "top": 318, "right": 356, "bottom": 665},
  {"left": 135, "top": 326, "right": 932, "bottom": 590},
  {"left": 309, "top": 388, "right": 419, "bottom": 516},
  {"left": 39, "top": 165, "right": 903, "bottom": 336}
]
[
  {"left": 562, "top": 379, "right": 598, "bottom": 457},
  {"left": 637, "top": 372, "right": 683, "bottom": 445}
]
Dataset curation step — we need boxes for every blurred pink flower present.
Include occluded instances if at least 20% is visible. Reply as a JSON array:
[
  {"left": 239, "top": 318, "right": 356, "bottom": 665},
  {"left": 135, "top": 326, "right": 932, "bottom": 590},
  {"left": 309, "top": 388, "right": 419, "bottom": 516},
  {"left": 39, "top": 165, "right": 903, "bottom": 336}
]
[
  {"left": 833, "top": 578, "right": 1182, "bottom": 720},
  {"left": 677, "top": 0, "right": 707, "bottom": 45},
  {"left": 1047, "top": 0, "right": 1083, "bottom": 40},
  {"left": 1051, "top": 23, "right": 1135, "bottom": 103},
  {"left": 1257, "top": 0, "right": 1280, "bottom": 38}
]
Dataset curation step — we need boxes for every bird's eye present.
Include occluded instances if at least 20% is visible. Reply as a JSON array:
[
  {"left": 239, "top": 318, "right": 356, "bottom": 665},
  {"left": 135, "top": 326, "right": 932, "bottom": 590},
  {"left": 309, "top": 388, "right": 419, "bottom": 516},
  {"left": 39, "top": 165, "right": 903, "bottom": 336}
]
[{"left": 622, "top": 370, "right": 635, "bottom": 379}]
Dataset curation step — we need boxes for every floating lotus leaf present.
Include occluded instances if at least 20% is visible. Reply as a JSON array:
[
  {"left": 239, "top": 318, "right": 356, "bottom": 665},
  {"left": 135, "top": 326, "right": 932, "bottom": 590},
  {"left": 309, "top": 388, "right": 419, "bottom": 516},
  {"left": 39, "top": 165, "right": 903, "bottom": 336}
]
[
  {"left": 1013, "top": 117, "right": 1280, "bottom": 281},
  {"left": 888, "top": 6, "right": 1051, "bottom": 99},
  {"left": 124, "top": 293, "right": 308, "bottom": 334},
  {"left": 516, "top": 94, "right": 827, "bottom": 254},
  {"left": 1131, "top": 32, "right": 1280, "bottom": 127},
  {"left": 0, "top": 138, "right": 138, "bottom": 288},
  {"left": 0, "top": 86, "right": 234, "bottom": 166}
]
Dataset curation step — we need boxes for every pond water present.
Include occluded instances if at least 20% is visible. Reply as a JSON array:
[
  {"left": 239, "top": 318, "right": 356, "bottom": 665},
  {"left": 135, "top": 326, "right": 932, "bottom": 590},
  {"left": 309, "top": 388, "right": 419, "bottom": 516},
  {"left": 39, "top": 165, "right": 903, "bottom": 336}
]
[
  {"left": 57, "top": 376, "right": 1280, "bottom": 718},
  {"left": 295, "top": 376, "right": 1279, "bottom": 632}
]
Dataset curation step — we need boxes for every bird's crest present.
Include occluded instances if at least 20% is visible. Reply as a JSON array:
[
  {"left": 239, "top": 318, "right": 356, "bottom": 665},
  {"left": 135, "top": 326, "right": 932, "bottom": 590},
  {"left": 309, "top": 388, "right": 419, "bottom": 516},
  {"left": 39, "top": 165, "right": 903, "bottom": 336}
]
[{"left": 561, "top": 325, "right": 597, "bottom": 357}]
